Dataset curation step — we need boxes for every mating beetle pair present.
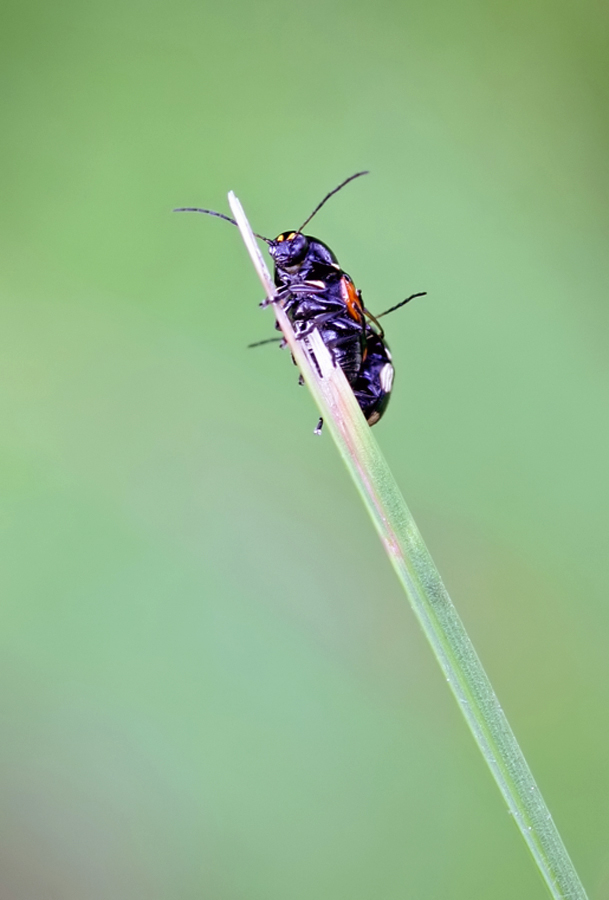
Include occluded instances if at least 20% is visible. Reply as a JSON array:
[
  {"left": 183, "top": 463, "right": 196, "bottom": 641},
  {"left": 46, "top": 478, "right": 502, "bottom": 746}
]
[{"left": 176, "top": 172, "right": 425, "bottom": 430}]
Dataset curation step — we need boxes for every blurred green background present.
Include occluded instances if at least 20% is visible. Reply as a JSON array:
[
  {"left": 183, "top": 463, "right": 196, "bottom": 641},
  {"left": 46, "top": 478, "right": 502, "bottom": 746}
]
[{"left": 1, "top": 0, "right": 608, "bottom": 897}]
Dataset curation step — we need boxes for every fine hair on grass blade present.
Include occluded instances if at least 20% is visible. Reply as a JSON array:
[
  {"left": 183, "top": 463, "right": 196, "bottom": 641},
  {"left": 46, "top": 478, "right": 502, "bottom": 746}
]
[{"left": 227, "top": 190, "right": 589, "bottom": 900}]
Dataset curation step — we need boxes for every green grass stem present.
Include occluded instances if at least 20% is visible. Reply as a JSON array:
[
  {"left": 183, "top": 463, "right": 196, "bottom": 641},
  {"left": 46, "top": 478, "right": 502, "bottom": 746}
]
[{"left": 228, "top": 190, "right": 589, "bottom": 900}]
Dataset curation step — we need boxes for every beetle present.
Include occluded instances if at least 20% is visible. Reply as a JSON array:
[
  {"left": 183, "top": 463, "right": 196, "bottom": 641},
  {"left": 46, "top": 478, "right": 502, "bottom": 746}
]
[{"left": 175, "top": 172, "right": 425, "bottom": 430}]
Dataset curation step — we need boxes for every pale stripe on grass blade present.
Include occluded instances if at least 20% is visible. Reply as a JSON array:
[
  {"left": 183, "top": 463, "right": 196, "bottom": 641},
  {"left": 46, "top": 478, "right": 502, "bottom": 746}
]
[{"left": 228, "top": 190, "right": 588, "bottom": 900}]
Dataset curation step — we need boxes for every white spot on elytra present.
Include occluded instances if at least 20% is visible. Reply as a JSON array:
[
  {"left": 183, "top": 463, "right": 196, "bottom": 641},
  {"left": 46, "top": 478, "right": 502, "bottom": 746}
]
[{"left": 380, "top": 363, "right": 394, "bottom": 393}]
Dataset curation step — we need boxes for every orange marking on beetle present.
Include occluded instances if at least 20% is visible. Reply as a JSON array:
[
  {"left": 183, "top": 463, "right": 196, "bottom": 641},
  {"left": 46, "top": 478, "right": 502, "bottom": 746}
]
[{"left": 340, "top": 275, "right": 363, "bottom": 322}]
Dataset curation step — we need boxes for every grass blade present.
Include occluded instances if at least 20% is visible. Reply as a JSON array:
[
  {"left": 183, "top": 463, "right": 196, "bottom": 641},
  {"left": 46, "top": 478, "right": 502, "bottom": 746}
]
[{"left": 228, "top": 190, "right": 589, "bottom": 900}]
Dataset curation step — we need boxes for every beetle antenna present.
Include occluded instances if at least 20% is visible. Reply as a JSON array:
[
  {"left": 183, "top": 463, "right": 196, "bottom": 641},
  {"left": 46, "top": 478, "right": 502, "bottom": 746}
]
[
  {"left": 297, "top": 171, "right": 369, "bottom": 233},
  {"left": 364, "top": 308, "right": 385, "bottom": 339},
  {"left": 377, "top": 292, "right": 427, "bottom": 318},
  {"left": 173, "top": 207, "right": 272, "bottom": 245}
]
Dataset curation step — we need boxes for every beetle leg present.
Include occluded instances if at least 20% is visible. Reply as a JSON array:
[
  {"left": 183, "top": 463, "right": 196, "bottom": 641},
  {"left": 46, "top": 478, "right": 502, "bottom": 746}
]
[
  {"left": 286, "top": 283, "right": 327, "bottom": 295},
  {"left": 259, "top": 296, "right": 277, "bottom": 308},
  {"left": 294, "top": 312, "right": 341, "bottom": 339}
]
